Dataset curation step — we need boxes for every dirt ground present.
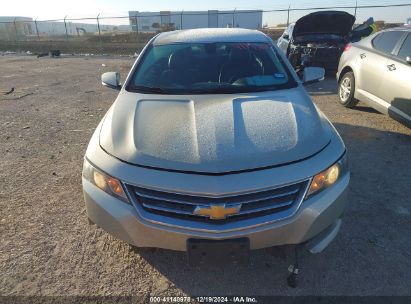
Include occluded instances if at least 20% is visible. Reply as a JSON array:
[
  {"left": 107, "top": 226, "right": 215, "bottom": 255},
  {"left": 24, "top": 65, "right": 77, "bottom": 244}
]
[{"left": 0, "top": 55, "right": 410, "bottom": 299}]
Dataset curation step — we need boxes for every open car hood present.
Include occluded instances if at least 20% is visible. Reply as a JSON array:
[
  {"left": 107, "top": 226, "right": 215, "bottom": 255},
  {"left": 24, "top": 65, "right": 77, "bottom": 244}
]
[
  {"left": 293, "top": 11, "right": 356, "bottom": 38},
  {"left": 100, "top": 89, "right": 332, "bottom": 174}
]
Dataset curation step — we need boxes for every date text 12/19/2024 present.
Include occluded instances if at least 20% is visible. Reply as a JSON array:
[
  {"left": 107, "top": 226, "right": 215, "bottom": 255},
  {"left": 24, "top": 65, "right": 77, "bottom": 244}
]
[{"left": 149, "top": 296, "right": 258, "bottom": 303}]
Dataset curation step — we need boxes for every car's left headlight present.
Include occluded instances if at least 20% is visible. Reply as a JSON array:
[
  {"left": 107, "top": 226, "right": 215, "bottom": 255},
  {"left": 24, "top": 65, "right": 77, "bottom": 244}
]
[
  {"left": 82, "top": 159, "right": 129, "bottom": 203},
  {"left": 306, "top": 153, "right": 348, "bottom": 197}
]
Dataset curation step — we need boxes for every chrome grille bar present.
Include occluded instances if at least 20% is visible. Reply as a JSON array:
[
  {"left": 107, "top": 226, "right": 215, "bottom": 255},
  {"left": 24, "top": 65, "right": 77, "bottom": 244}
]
[
  {"left": 133, "top": 186, "right": 300, "bottom": 206},
  {"left": 237, "top": 200, "right": 294, "bottom": 215},
  {"left": 141, "top": 203, "right": 194, "bottom": 216},
  {"left": 127, "top": 180, "right": 308, "bottom": 223}
]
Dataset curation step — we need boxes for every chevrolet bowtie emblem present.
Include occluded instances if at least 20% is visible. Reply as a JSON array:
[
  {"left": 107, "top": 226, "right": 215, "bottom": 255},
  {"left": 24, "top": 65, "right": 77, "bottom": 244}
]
[{"left": 193, "top": 204, "right": 242, "bottom": 220}]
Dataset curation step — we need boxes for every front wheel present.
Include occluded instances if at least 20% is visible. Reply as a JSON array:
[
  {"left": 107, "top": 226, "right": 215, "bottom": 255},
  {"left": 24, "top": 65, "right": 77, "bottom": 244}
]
[{"left": 338, "top": 72, "right": 358, "bottom": 108}]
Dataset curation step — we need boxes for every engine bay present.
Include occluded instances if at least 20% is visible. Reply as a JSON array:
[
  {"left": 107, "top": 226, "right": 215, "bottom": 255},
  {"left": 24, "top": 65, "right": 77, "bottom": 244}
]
[{"left": 288, "top": 39, "right": 347, "bottom": 71}]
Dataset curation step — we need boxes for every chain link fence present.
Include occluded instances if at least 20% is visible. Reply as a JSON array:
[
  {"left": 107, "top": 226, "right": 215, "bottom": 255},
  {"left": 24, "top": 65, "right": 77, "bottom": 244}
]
[{"left": 1, "top": 3, "right": 410, "bottom": 55}]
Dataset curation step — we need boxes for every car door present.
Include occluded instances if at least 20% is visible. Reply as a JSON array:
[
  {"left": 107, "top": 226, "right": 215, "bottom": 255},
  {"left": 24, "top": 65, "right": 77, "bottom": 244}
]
[
  {"left": 356, "top": 31, "right": 406, "bottom": 101},
  {"left": 277, "top": 24, "right": 293, "bottom": 54},
  {"left": 379, "top": 32, "right": 411, "bottom": 118}
]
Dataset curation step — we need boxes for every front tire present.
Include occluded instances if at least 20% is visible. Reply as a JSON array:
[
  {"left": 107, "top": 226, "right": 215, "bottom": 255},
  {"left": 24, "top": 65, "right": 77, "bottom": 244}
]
[{"left": 338, "top": 72, "right": 358, "bottom": 108}]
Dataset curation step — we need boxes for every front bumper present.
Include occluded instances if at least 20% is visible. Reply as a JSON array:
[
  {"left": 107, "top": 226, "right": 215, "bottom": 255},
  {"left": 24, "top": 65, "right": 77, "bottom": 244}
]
[{"left": 83, "top": 172, "right": 349, "bottom": 251}]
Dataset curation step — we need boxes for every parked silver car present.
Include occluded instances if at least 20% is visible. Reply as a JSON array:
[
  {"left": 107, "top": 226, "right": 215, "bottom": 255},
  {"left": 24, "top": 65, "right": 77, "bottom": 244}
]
[
  {"left": 83, "top": 29, "right": 349, "bottom": 263},
  {"left": 337, "top": 27, "right": 411, "bottom": 127}
]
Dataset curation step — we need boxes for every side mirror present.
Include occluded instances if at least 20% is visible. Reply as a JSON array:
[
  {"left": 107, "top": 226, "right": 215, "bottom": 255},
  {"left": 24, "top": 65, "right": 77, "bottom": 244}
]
[
  {"left": 302, "top": 67, "right": 325, "bottom": 85},
  {"left": 406, "top": 56, "right": 411, "bottom": 65},
  {"left": 101, "top": 72, "right": 121, "bottom": 90}
]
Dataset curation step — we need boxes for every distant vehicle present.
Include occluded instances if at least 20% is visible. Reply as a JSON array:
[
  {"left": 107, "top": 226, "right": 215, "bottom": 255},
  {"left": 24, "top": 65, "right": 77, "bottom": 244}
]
[
  {"left": 337, "top": 27, "right": 411, "bottom": 127},
  {"left": 277, "top": 11, "right": 356, "bottom": 71},
  {"left": 83, "top": 28, "right": 350, "bottom": 264}
]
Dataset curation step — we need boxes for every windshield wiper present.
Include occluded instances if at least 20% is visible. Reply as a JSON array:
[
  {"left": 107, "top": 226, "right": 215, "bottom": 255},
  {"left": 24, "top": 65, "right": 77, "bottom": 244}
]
[
  {"left": 191, "top": 85, "right": 281, "bottom": 94},
  {"left": 129, "top": 84, "right": 288, "bottom": 95},
  {"left": 130, "top": 85, "right": 168, "bottom": 94}
]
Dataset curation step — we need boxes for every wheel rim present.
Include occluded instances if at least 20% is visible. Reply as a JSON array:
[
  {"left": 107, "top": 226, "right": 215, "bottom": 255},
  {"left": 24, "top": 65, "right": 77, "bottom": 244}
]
[{"left": 339, "top": 77, "right": 352, "bottom": 102}]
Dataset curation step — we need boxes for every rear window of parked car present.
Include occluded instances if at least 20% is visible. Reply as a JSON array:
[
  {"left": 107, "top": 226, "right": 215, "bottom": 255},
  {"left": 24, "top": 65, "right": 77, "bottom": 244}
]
[
  {"left": 372, "top": 31, "right": 405, "bottom": 54},
  {"left": 397, "top": 33, "right": 411, "bottom": 60}
]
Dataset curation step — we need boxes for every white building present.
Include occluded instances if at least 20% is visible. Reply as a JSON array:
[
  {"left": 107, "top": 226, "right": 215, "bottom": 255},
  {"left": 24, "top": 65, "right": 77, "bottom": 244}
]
[
  {"left": 0, "top": 16, "right": 127, "bottom": 39},
  {"left": 35, "top": 22, "right": 118, "bottom": 36},
  {"left": 0, "top": 16, "right": 35, "bottom": 39},
  {"left": 128, "top": 10, "right": 263, "bottom": 32}
]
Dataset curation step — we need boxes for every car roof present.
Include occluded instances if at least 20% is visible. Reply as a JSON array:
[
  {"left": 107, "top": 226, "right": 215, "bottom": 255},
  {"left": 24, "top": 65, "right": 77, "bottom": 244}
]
[
  {"left": 381, "top": 26, "right": 411, "bottom": 32},
  {"left": 354, "top": 26, "right": 410, "bottom": 49},
  {"left": 152, "top": 28, "right": 271, "bottom": 45}
]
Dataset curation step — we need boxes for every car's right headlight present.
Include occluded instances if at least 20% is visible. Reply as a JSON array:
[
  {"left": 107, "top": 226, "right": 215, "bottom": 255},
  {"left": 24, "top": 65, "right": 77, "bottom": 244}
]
[
  {"left": 306, "top": 153, "right": 348, "bottom": 197},
  {"left": 82, "top": 159, "right": 129, "bottom": 203}
]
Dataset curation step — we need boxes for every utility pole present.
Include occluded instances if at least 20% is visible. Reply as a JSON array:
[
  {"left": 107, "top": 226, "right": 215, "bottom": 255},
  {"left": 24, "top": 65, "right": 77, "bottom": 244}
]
[
  {"left": 96, "top": 13, "right": 102, "bottom": 53},
  {"left": 13, "top": 18, "right": 18, "bottom": 42},
  {"left": 134, "top": 15, "right": 138, "bottom": 34},
  {"left": 354, "top": 0, "right": 358, "bottom": 19},
  {"left": 96, "top": 13, "right": 101, "bottom": 37},
  {"left": 287, "top": 5, "right": 291, "bottom": 27},
  {"left": 232, "top": 8, "right": 236, "bottom": 28},
  {"left": 34, "top": 17, "right": 40, "bottom": 41},
  {"left": 63, "top": 15, "right": 69, "bottom": 41},
  {"left": 134, "top": 13, "right": 138, "bottom": 42}
]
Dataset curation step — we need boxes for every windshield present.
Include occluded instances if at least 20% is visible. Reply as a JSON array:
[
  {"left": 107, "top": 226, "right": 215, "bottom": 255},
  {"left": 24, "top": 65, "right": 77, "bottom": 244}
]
[{"left": 127, "top": 42, "right": 297, "bottom": 94}]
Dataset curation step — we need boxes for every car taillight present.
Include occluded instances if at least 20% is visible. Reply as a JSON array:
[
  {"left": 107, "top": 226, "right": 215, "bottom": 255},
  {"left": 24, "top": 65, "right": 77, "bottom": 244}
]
[{"left": 343, "top": 44, "right": 352, "bottom": 52}]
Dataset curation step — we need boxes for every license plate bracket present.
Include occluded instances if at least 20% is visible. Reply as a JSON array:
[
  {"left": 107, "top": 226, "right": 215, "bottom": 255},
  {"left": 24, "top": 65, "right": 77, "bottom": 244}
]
[{"left": 186, "top": 238, "right": 250, "bottom": 266}]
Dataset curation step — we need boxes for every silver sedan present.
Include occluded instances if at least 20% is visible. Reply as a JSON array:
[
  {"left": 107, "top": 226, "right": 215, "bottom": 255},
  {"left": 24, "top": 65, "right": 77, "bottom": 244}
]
[
  {"left": 337, "top": 27, "right": 411, "bottom": 127},
  {"left": 82, "top": 29, "right": 349, "bottom": 262}
]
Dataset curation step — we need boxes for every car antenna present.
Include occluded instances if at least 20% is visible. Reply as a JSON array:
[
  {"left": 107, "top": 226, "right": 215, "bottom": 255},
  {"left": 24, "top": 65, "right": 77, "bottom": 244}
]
[{"left": 287, "top": 245, "right": 300, "bottom": 288}]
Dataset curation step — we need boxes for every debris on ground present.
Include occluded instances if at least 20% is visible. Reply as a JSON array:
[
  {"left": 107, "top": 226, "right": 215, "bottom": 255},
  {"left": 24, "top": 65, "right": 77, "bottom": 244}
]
[
  {"left": 0, "top": 88, "right": 34, "bottom": 101},
  {"left": 0, "top": 51, "right": 16, "bottom": 56},
  {"left": 4, "top": 87, "right": 14, "bottom": 95},
  {"left": 37, "top": 50, "right": 61, "bottom": 58}
]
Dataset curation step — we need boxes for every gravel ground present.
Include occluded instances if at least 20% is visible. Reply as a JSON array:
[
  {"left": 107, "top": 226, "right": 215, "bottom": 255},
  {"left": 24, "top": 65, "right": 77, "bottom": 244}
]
[{"left": 0, "top": 55, "right": 410, "bottom": 298}]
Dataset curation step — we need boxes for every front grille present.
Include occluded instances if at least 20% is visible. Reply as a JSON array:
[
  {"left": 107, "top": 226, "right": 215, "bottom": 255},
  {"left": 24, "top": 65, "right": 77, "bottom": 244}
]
[{"left": 126, "top": 180, "right": 308, "bottom": 223}]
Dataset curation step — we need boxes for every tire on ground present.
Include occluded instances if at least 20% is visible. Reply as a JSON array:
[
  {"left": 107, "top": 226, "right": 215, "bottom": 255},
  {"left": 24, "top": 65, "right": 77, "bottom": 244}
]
[{"left": 338, "top": 71, "right": 359, "bottom": 108}]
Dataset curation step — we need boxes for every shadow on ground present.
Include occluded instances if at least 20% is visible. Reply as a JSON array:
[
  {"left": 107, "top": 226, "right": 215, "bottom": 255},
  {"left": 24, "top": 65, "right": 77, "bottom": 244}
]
[
  {"left": 305, "top": 77, "right": 338, "bottom": 96},
  {"left": 130, "top": 123, "right": 411, "bottom": 296},
  {"left": 353, "top": 105, "right": 381, "bottom": 114}
]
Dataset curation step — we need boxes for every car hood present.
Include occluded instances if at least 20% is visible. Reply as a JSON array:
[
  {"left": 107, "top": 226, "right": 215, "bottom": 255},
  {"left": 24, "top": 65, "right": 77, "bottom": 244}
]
[
  {"left": 293, "top": 11, "right": 355, "bottom": 39},
  {"left": 100, "top": 88, "right": 332, "bottom": 174}
]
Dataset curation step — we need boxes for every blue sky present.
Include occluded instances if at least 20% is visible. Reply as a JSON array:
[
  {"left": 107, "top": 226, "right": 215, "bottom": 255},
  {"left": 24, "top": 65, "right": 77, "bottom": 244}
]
[{"left": 2, "top": 0, "right": 410, "bottom": 24}]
